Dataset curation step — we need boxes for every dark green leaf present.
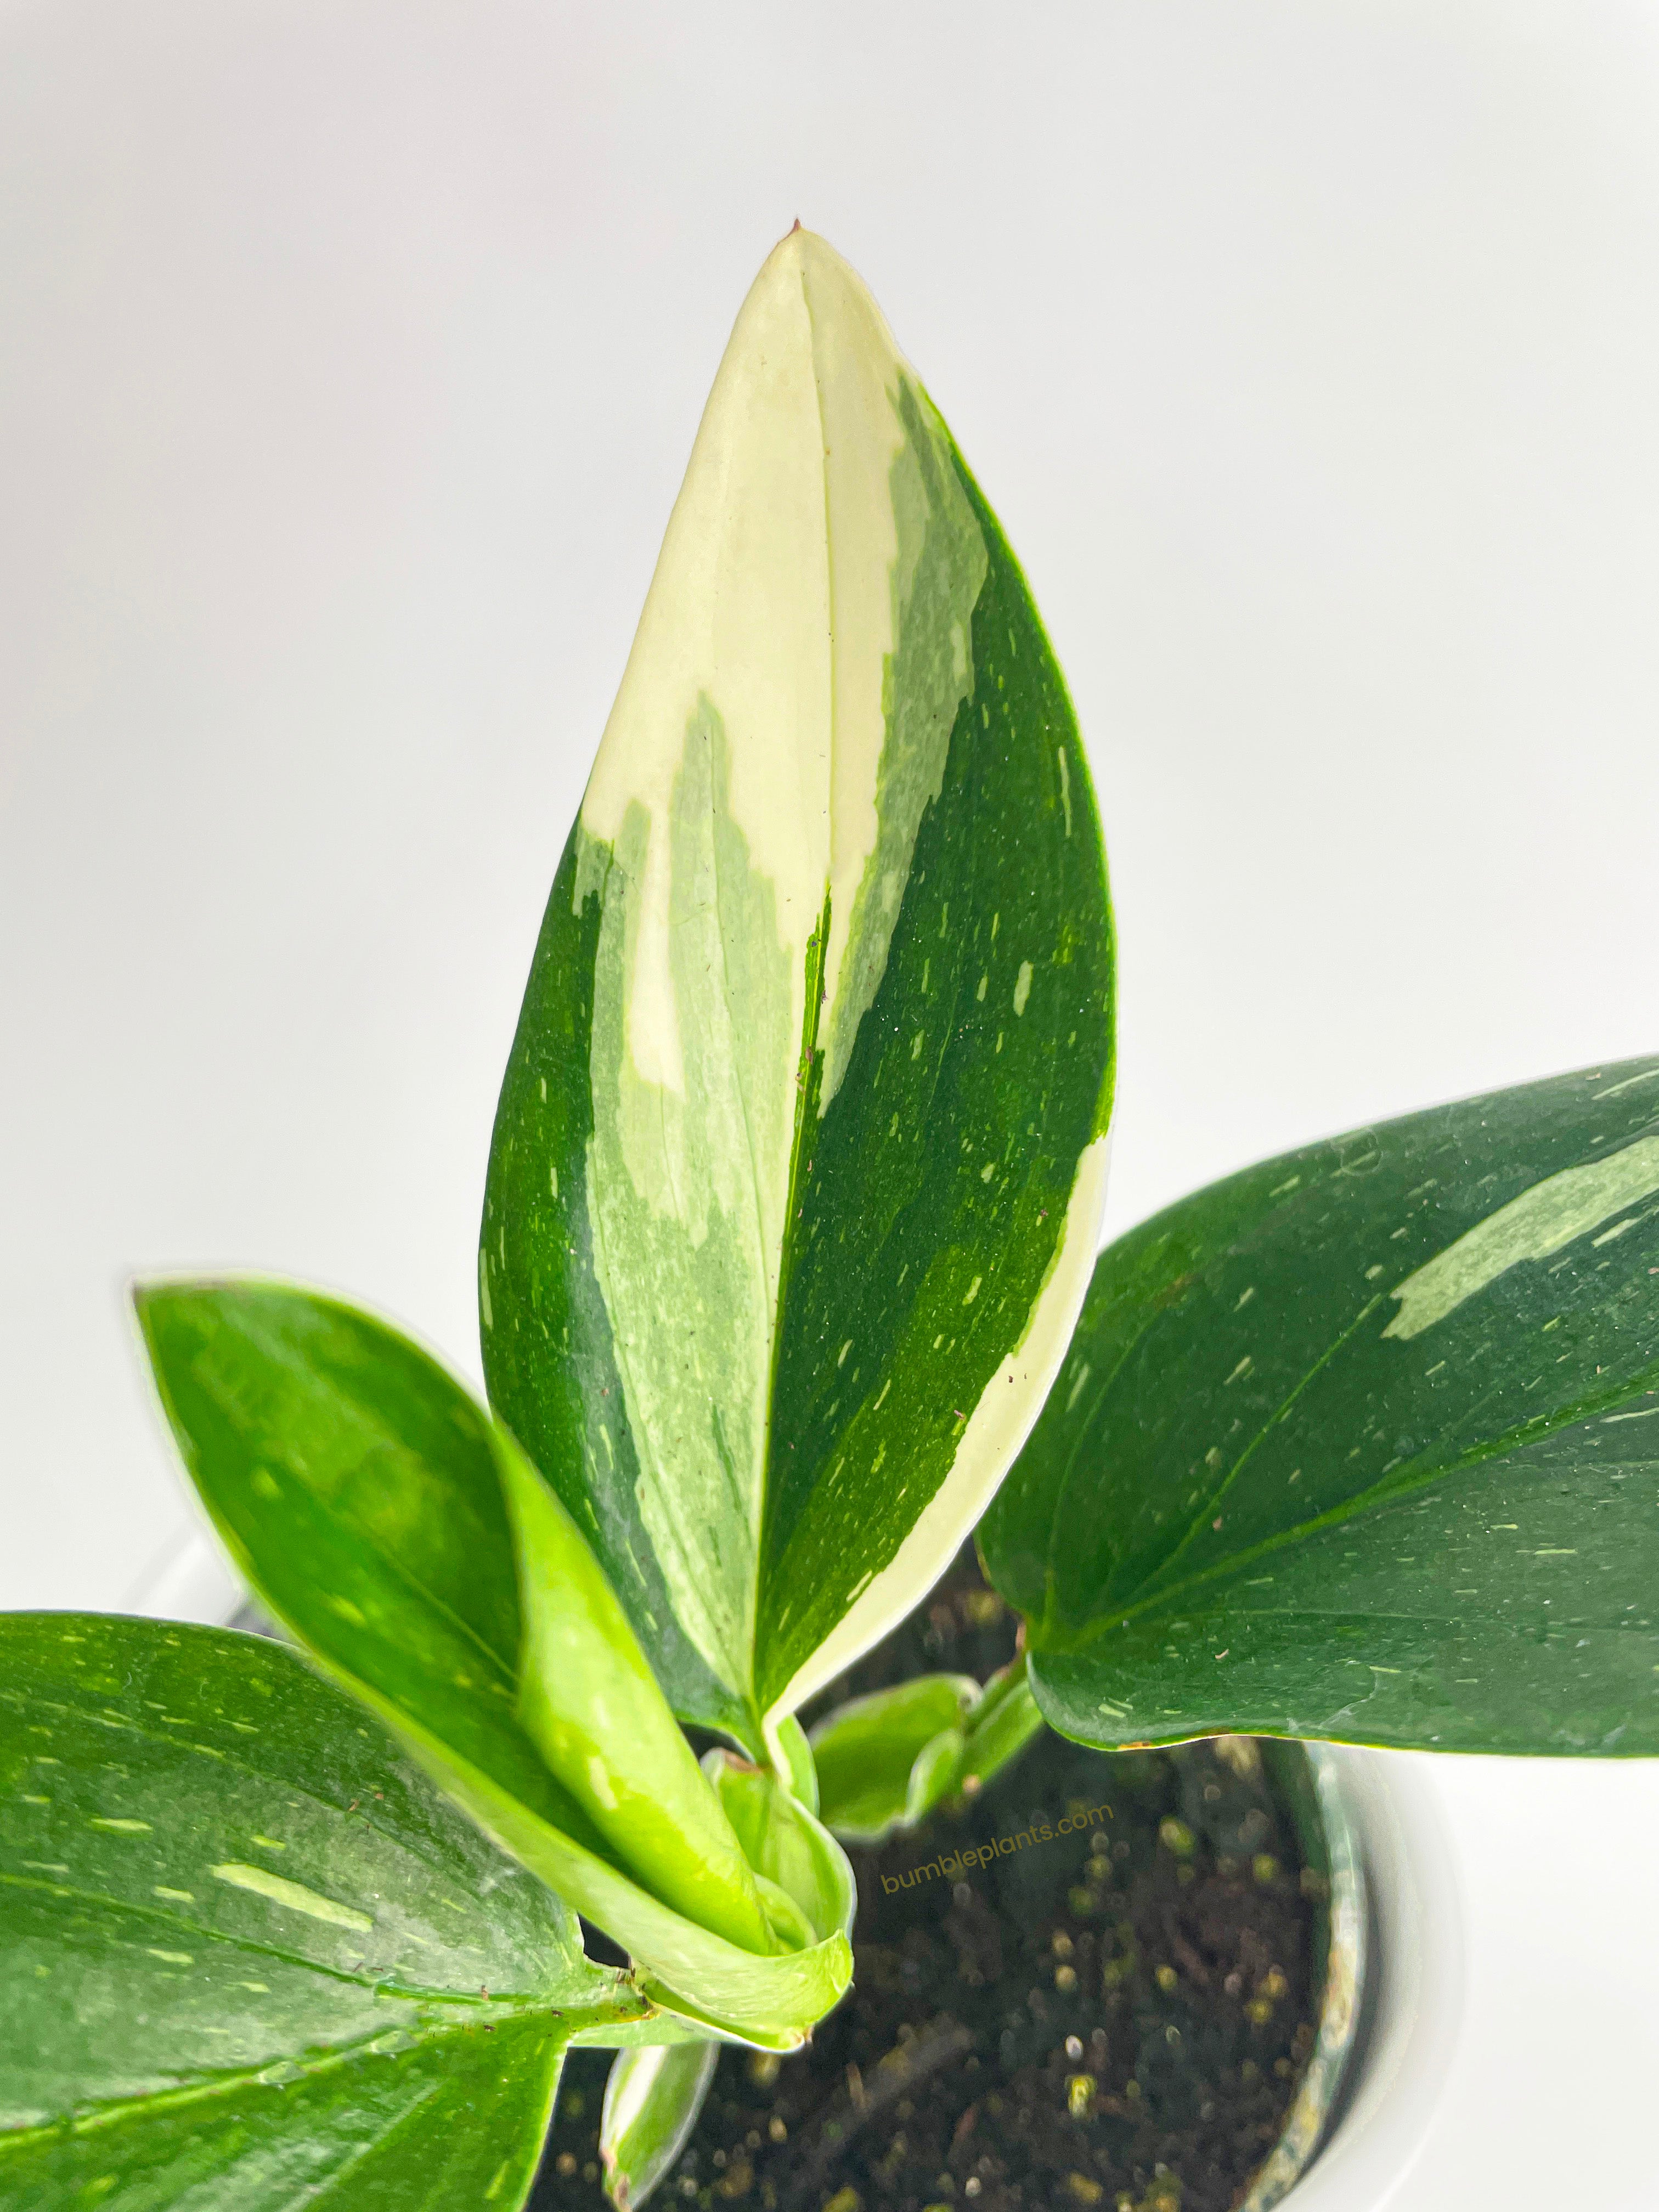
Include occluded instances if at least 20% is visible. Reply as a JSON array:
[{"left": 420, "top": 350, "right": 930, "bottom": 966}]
[
  {"left": 0, "top": 1614, "right": 641, "bottom": 2210},
  {"left": 983, "top": 1059, "right": 1659, "bottom": 1754}
]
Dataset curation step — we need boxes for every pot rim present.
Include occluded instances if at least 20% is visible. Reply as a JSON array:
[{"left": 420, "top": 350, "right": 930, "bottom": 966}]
[
  {"left": 1281, "top": 1746, "right": 1464, "bottom": 2210},
  {"left": 1238, "top": 1740, "right": 1369, "bottom": 2212}
]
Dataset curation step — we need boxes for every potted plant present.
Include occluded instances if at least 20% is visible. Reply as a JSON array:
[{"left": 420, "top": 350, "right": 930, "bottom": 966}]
[{"left": 4, "top": 228, "right": 1654, "bottom": 2212}]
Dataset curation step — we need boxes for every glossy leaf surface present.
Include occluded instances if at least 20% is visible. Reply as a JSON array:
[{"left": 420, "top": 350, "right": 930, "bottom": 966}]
[
  {"left": 482, "top": 228, "right": 1115, "bottom": 1749},
  {"left": 983, "top": 1059, "right": 1659, "bottom": 1753},
  {"left": 0, "top": 1614, "right": 642, "bottom": 2210},
  {"left": 137, "top": 1280, "right": 851, "bottom": 2043},
  {"left": 500, "top": 1445, "right": 770, "bottom": 1952}
]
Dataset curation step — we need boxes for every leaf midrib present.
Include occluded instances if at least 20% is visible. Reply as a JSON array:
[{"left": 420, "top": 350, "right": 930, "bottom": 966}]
[
  {"left": 743, "top": 258, "right": 843, "bottom": 1713},
  {"left": 1043, "top": 1356, "right": 1659, "bottom": 1653}
]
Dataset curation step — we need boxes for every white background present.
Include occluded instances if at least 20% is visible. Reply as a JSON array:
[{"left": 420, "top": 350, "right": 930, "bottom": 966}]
[{"left": 2, "top": 3, "right": 1656, "bottom": 2200}]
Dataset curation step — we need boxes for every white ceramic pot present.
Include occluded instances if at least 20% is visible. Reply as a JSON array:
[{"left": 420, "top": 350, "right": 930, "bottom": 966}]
[{"left": 1288, "top": 1748, "right": 1464, "bottom": 2209}]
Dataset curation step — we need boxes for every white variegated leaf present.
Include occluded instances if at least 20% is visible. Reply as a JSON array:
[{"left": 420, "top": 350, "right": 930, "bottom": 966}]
[{"left": 483, "top": 229, "right": 1115, "bottom": 1752}]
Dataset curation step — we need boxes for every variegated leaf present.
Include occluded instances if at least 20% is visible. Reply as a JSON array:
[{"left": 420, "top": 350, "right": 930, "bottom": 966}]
[
  {"left": 983, "top": 1059, "right": 1659, "bottom": 1754},
  {"left": 482, "top": 229, "right": 1114, "bottom": 1753}
]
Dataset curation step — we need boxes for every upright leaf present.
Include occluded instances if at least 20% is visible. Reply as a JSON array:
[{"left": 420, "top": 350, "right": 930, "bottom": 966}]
[
  {"left": 982, "top": 1058, "right": 1659, "bottom": 1754},
  {"left": 482, "top": 228, "right": 1114, "bottom": 1752},
  {"left": 136, "top": 1280, "right": 851, "bottom": 2045},
  {"left": 0, "top": 1615, "right": 643, "bottom": 2211}
]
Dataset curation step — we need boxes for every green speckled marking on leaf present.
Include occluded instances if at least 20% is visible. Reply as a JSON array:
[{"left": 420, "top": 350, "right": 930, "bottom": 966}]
[
  {"left": 820, "top": 379, "right": 988, "bottom": 1109},
  {"left": 576, "top": 704, "right": 796, "bottom": 1700},
  {"left": 207, "top": 1863, "right": 374, "bottom": 1932},
  {"left": 1384, "top": 1132, "right": 1659, "bottom": 1340}
]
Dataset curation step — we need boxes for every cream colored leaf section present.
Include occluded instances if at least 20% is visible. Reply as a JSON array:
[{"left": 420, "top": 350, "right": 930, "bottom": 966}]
[
  {"left": 1384, "top": 1132, "right": 1659, "bottom": 1341},
  {"left": 766, "top": 1134, "right": 1114, "bottom": 1735},
  {"left": 583, "top": 230, "right": 867, "bottom": 1097},
  {"left": 579, "top": 225, "right": 985, "bottom": 1113}
]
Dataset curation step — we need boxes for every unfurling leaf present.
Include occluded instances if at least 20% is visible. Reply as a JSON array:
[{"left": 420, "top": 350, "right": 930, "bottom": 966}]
[
  {"left": 702, "top": 1752, "right": 856, "bottom": 1964},
  {"left": 983, "top": 1058, "right": 1659, "bottom": 1755},
  {"left": 810, "top": 1673, "right": 978, "bottom": 1841},
  {"left": 769, "top": 1712, "right": 820, "bottom": 1815},
  {"left": 0, "top": 1615, "right": 645, "bottom": 2211},
  {"left": 136, "top": 1279, "right": 851, "bottom": 2045},
  {"left": 482, "top": 228, "right": 1115, "bottom": 1757},
  {"left": 811, "top": 1661, "right": 1045, "bottom": 1842}
]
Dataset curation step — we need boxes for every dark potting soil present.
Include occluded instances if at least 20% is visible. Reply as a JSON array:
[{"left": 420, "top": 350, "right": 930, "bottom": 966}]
[{"left": 532, "top": 1548, "right": 1323, "bottom": 2212}]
